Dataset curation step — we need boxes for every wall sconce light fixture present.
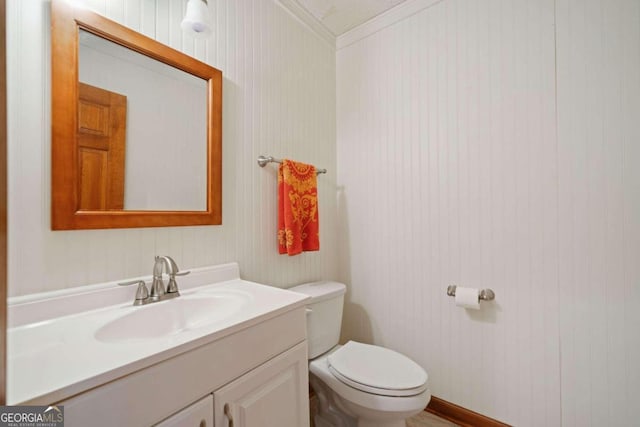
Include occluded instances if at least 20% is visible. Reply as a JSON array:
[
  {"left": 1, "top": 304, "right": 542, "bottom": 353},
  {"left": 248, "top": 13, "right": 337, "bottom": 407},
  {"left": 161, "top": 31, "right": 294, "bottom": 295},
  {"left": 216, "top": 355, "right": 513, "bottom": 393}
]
[{"left": 181, "top": 0, "right": 211, "bottom": 39}]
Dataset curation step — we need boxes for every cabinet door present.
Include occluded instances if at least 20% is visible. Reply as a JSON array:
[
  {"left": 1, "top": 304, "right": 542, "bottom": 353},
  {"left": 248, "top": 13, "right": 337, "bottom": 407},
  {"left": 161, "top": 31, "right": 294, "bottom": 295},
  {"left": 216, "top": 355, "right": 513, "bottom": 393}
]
[
  {"left": 214, "top": 342, "right": 309, "bottom": 427},
  {"left": 156, "top": 395, "right": 213, "bottom": 427}
]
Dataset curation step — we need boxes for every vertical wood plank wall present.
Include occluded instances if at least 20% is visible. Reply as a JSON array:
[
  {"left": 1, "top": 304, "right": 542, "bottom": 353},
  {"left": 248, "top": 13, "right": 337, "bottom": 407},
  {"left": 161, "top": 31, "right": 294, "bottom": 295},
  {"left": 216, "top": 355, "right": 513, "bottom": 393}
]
[
  {"left": 556, "top": 0, "right": 640, "bottom": 425},
  {"left": 6, "top": 0, "right": 338, "bottom": 297},
  {"left": 337, "top": 0, "right": 640, "bottom": 426}
]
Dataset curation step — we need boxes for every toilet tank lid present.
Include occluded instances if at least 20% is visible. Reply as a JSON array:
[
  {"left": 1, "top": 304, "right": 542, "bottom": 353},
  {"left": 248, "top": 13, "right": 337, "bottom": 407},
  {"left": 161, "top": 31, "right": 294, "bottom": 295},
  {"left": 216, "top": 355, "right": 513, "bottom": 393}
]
[{"left": 288, "top": 281, "right": 346, "bottom": 303}]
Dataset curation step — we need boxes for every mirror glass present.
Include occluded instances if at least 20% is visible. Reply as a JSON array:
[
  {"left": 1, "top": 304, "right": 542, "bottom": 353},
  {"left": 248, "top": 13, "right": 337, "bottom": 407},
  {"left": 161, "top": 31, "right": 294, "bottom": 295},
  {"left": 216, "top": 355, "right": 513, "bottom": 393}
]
[{"left": 78, "top": 30, "right": 207, "bottom": 211}]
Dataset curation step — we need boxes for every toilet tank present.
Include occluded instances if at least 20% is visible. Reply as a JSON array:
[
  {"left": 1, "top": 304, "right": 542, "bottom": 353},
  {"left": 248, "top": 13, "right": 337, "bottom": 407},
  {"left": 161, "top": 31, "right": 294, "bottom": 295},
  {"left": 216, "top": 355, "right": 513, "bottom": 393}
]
[{"left": 288, "top": 281, "right": 346, "bottom": 359}]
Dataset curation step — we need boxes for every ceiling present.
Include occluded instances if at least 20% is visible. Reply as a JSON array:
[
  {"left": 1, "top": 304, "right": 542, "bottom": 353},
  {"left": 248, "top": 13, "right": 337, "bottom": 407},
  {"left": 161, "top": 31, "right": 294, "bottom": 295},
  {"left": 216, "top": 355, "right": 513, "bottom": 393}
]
[{"left": 294, "top": 0, "right": 408, "bottom": 36}]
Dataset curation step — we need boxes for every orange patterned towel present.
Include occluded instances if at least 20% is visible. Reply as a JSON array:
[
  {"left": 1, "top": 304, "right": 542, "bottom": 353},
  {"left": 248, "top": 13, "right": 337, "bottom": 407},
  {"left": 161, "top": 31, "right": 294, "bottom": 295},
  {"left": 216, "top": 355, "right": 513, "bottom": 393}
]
[{"left": 278, "top": 159, "right": 320, "bottom": 255}]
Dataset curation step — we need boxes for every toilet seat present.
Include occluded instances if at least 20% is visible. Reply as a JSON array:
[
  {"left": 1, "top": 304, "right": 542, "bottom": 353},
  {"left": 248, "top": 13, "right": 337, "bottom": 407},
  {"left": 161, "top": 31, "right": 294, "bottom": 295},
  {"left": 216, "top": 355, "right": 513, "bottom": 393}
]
[{"left": 327, "top": 341, "right": 428, "bottom": 397}]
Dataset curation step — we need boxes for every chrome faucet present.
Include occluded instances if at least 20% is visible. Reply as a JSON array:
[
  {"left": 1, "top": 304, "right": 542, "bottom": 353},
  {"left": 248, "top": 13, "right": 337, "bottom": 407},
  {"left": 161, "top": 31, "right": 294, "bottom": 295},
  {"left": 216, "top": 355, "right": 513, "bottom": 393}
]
[
  {"left": 151, "top": 256, "right": 173, "bottom": 300},
  {"left": 151, "top": 255, "right": 190, "bottom": 301},
  {"left": 119, "top": 256, "right": 190, "bottom": 306}
]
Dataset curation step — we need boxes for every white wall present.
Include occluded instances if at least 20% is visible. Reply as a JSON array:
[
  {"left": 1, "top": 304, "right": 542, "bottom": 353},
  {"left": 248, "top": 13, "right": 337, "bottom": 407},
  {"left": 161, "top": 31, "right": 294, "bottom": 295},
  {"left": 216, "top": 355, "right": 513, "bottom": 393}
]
[
  {"left": 337, "top": 0, "right": 640, "bottom": 426},
  {"left": 556, "top": 0, "right": 640, "bottom": 425},
  {"left": 7, "top": 0, "right": 337, "bottom": 296}
]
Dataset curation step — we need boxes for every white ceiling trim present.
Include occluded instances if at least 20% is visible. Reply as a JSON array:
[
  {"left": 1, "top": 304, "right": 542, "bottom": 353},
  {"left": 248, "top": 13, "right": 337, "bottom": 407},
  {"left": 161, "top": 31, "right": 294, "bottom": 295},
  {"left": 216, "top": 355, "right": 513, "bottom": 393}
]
[
  {"left": 276, "top": 0, "right": 336, "bottom": 49},
  {"left": 337, "top": 0, "right": 443, "bottom": 50}
]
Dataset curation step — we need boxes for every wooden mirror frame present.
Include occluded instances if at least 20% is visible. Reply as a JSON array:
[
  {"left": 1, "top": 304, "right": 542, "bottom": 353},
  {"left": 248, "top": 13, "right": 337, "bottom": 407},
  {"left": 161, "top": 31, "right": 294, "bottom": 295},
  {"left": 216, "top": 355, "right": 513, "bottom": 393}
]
[{"left": 51, "top": 0, "right": 222, "bottom": 230}]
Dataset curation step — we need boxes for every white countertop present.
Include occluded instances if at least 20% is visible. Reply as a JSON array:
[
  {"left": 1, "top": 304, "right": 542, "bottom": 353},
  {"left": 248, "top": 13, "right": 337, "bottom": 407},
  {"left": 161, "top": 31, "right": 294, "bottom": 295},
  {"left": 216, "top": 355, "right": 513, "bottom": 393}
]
[{"left": 7, "top": 264, "right": 309, "bottom": 405}]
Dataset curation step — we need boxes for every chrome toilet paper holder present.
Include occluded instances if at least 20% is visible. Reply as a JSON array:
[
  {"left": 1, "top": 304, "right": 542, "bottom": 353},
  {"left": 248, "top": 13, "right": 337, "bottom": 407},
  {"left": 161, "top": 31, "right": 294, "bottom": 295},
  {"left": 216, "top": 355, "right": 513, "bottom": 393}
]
[{"left": 446, "top": 285, "right": 495, "bottom": 302}]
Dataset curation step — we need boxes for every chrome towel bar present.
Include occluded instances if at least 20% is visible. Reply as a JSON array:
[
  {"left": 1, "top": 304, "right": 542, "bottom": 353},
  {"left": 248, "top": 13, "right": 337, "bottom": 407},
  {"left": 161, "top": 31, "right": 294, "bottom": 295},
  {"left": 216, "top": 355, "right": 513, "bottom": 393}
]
[
  {"left": 446, "top": 285, "right": 495, "bottom": 301},
  {"left": 257, "top": 155, "right": 327, "bottom": 175}
]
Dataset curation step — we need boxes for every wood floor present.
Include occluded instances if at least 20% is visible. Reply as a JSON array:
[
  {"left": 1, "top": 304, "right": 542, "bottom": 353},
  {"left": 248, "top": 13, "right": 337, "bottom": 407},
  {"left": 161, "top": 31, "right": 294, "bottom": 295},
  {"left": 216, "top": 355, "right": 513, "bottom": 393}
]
[{"left": 407, "top": 411, "right": 459, "bottom": 427}]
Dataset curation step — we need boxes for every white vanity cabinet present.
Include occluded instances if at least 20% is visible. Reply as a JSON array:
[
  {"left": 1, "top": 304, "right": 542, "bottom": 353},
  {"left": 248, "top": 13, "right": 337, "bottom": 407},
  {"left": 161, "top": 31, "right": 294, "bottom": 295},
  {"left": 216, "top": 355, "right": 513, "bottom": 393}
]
[
  {"left": 56, "top": 307, "right": 310, "bottom": 427},
  {"left": 156, "top": 395, "right": 214, "bottom": 427},
  {"left": 214, "top": 343, "right": 309, "bottom": 427}
]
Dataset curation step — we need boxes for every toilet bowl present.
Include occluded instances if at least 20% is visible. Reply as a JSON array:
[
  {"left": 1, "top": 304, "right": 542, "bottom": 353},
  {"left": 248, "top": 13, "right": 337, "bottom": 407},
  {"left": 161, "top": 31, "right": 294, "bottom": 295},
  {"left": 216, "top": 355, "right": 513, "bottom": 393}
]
[{"left": 289, "top": 281, "right": 431, "bottom": 427}]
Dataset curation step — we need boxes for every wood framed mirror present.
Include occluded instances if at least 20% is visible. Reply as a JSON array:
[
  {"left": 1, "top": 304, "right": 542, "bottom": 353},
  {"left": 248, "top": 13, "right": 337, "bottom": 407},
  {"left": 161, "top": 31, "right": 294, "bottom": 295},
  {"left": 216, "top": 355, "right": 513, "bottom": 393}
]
[{"left": 51, "top": 0, "right": 222, "bottom": 230}]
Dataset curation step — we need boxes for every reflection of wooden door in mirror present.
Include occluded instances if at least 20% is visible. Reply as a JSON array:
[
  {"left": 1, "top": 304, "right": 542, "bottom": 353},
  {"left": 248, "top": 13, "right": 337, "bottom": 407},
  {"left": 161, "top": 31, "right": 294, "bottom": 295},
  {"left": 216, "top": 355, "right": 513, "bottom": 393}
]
[{"left": 77, "top": 82, "right": 126, "bottom": 210}]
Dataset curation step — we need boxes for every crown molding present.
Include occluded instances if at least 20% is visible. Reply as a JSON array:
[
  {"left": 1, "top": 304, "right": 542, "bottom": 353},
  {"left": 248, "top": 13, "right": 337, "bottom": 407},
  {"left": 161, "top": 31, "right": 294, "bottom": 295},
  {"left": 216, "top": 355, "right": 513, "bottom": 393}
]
[
  {"left": 276, "top": 0, "right": 336, "bottom": 49},
  {"left": 337, "top": 0, "right": 442, "bottom": 50}
]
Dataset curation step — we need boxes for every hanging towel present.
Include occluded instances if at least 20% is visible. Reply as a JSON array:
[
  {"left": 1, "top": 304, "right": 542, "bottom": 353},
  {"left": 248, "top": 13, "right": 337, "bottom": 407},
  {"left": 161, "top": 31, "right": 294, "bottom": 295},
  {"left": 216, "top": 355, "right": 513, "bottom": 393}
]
[{"left": 278, "top": 159, "right": 320, "bottom": 255}]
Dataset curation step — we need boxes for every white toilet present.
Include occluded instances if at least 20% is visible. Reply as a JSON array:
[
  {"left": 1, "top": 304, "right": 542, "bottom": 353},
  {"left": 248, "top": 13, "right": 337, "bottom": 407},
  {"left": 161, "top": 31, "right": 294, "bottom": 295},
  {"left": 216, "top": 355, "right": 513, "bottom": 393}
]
[{"left": 289, "top": 281, "right": 431, "bottom": 427}]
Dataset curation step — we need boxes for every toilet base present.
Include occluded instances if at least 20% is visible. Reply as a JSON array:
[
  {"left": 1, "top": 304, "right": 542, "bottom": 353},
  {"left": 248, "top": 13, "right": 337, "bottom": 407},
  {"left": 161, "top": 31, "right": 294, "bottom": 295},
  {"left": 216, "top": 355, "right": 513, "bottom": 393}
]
[
  {"left": 311, "top": 374, "right": 357, "bottom": 427},
  {"left": 340, "top": 398, "right": 415, "bottom": 427},
  {"left": 310, "top": 371, "right": 425, "bottom": 427}
]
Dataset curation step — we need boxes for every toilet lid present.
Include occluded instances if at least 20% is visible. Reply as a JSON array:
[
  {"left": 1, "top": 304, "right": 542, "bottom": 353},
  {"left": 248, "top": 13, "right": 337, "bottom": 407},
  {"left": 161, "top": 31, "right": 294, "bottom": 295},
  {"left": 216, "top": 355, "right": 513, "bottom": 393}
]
[{"left": 327, "top": 341, "right": 428, "bottom": 397}]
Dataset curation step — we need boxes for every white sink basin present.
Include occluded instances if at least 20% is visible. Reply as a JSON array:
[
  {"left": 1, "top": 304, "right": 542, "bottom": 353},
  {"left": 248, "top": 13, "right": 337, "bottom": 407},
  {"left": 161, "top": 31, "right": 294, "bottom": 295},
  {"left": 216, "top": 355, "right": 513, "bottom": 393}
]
[{"left": 95, "top": 291, "right": 251, "bottom": 343}]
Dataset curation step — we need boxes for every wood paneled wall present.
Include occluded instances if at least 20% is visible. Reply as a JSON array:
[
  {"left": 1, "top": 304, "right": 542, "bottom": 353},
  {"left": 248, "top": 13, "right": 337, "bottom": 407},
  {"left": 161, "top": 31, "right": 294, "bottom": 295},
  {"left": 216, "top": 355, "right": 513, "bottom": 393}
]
[
  {"left": 337, "top": 2, "right": 560, "bottom": 425},
  {"left": 556, "top": 0, "right": 640, "bottom": 425},
  {"left": 336, "top": 0, "right": 638, "bottom": 425}
]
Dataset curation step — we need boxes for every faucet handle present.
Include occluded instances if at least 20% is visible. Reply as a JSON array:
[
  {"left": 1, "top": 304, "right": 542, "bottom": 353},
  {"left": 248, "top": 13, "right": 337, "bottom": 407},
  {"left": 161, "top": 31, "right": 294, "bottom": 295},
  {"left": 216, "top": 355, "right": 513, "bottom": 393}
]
[
  {"left": 166, "top": 271, "right": 190, "bottom": 294},
  {"left": 118, "top": 280, "right": 149, "bottom": 305},
  {"left": 174, "top": 270, "right": 191, "bottom": 277}
]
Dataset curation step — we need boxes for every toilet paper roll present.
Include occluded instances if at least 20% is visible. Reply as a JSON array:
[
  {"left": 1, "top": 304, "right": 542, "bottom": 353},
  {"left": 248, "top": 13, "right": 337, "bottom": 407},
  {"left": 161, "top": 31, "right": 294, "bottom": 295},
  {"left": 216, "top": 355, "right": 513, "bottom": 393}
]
[{"left": 455, "top": 287, "right": 480, "bottom": 310}]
